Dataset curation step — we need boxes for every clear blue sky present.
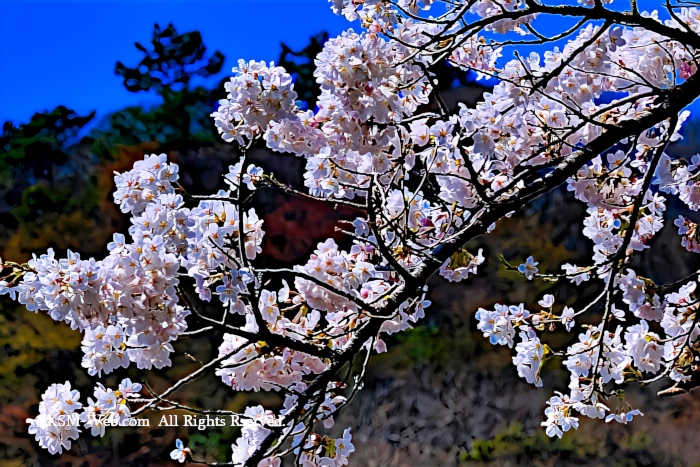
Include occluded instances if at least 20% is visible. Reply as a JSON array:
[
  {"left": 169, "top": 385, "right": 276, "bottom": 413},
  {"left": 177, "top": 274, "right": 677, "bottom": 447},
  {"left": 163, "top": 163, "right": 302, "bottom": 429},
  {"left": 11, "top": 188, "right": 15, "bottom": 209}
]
[
  {"left": 1, "top": 0, "right": 696, "bottom": 126},
  {"left": 0, "top": 0, "right": 351, "bottom": 124}
]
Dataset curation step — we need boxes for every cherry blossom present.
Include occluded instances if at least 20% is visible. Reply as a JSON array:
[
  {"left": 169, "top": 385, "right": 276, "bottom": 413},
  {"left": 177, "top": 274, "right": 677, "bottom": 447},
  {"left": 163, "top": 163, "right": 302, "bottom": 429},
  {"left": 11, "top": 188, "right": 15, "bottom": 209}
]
[
  {"left": 171, "top": 439, "right": 191, "bottom": 463},
  {"left": 9, "top": 0, "right": 700, "bottom": 463}
]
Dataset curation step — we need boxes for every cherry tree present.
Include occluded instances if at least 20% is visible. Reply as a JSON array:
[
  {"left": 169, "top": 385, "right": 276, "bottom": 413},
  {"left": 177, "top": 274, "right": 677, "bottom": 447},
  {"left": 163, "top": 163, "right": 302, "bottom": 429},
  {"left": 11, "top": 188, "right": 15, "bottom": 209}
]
[{"left": 5, "top": 0, "right": 700, "bottom": 464}]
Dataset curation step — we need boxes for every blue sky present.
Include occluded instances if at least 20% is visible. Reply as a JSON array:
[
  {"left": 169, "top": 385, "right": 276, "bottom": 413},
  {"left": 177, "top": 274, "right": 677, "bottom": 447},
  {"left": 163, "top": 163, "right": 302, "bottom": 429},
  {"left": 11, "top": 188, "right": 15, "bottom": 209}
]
[
  {"left": 0, "top": 0, "right": 351, "bottom": 124},
  {"left": 1, "top": 0, "right": 697, "bottom": 126}
]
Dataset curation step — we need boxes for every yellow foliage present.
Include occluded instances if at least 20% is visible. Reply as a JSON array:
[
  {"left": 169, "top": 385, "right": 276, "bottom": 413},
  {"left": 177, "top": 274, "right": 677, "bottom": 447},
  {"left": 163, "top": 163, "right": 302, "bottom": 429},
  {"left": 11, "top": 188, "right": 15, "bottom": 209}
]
[{"left": 0, "top": 306, "right": 80, "bottom": 398}]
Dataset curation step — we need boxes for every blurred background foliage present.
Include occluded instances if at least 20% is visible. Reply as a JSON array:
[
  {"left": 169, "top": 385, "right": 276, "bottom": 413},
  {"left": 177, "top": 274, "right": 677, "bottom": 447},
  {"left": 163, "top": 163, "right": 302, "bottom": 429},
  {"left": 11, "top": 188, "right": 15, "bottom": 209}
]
[{"left": 2, "top": 22, "right": 700, "bottom": 467}]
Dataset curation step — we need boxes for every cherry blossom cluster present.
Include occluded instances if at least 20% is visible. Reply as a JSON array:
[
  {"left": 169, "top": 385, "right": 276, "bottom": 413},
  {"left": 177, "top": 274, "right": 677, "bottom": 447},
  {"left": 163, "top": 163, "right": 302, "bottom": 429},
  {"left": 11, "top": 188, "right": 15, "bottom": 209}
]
[
  {"left": 81, "top": 324, "right": 129, "bottom": 376},
  {"left": 113, "top": 153, "right": 180, "bottom": 215},
  {"left": 214, "top": 235, "right": 431, "bottom": 396},
  {"left": 26, "top": 379, "right": 142, "bottom": 454},
  {"left": 262, "top": 31, "right": 434, "bottom": 199},
  {"left": 315, "top": 30, "right": 431, "bottom": 123},
  {"left": 292, "top": 427, "right": 355, "bottom": 467},
  {"left": 568, "top": 150, "right": 668, "bottom": 276},
  {"left": 1, "top": 154, "right": 194, "bottom": 376},
  {"left": 212, "top": 60, "right": 298, "bottom": 145},
  {"left": 481, "top": 267, "right": 700, "bottom": 437},
  {"left": 215, "top": 323, "right": 327, "bottom": 392},
  {"left": 26, "top": 381, "right": 82, "bottom": 455},
  {"left": 674, "top": 215, "right": 700, "bottom": 253},
  {"left": 9, "top": 242, "right": 187, "bottom": 372},
  {"left": 656, "top": 154, "right": 700, "bottom": 210},
  {"left": 291, "top": 238, "right": 431, "bottom": 351},
  {"left": 229, "top": 406, "right": 283, "bottom": 466},
  {"left": 2, "top": 152, "right": 269, "bottom": 444}
]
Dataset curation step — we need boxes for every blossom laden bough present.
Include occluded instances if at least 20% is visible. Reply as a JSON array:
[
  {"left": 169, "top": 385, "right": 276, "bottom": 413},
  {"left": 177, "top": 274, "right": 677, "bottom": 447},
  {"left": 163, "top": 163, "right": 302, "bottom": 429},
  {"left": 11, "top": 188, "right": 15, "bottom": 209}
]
[
  {"left": 6, "top": 0, "right": 700, "bottom": 464},
  {"left": 26, "top": 379, "right": 143, "bottom": 454}
]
